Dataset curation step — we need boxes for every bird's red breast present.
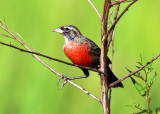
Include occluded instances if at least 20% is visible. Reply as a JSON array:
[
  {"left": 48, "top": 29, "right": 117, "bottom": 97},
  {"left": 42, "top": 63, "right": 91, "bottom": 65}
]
[{"left": 64, "top": 42, "right": 92, "bottom": 67}]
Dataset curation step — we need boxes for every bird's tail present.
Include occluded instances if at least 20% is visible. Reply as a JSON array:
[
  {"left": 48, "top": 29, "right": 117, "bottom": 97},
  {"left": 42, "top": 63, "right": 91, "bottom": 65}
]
[{"left": 107, "top": 66, "right": 124, "bottom": 88}]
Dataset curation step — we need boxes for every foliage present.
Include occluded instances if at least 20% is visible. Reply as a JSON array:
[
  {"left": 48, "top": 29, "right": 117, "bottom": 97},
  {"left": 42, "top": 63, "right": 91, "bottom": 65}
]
[{"left": 126, "top": 55, "right": 159, "bottom": 114}]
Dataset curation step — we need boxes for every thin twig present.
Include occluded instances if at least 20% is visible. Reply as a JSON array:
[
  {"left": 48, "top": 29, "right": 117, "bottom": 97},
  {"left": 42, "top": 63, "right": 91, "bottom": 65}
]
[
  {"left": 109, "top": 54, "right": 160, "bottom": 87},
  {"left": 0, "top": 33, "right": 14, "bottom": 39},
  {"left": 16, "top": 33, "right": 38, "bottom": 52},
  {"left": 88, "top": 0, "right": 102, "bottom": 20},
  {"left": 107, "top": 4, "right": 120, "bottom": 69},
  {"left": 108, "top": 4, "right": 120, "bottom": 108},
  {"left": 108, "top": 88, "right": 112, "bottom": 112},
  {"left": 107, "top": 0, "right": 137, "bottom": 36},
  {"left": 3, "top": 16, "right": 8, "bottom": 29},
  {"left": 146, "top": 83, "right": 151, "bottom": 114},
  {"left": 111, "top": 0, "right": 130, "bottom": 6},
  {"left": 144, "top": 71, "right": 151, "bottom": 114},
  {"left": 15, "top": 33, "right": 40, "bottom": 60},
  {"left": 69, "top": 81, "right": 102, "bottom": 103},
  {"left": 0, "top": 41, "right": 104, "bottom": 75},
  {"left": 108, "top": 7, "right": 114, "bottom": 109},
  {"left": 0, "top": 23, "right": 101, "bottom": 103},
  {"left": 134, "top": 75, "right": 145, "bottom": 81}
]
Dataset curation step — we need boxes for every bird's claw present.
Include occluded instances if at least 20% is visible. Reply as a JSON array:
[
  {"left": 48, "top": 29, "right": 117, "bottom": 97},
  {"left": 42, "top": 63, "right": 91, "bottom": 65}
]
[{"left": 57, "top": 74, "right": 70, "bottom": 89}]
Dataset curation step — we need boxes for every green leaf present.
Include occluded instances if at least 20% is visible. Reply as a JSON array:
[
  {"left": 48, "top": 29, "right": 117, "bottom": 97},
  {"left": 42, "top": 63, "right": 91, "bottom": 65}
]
[
  {"left": 130, "top": 77, "right": 146, "bottom": 96},
  {"left": 134, "top": 75, "right": 145, "bottom": 81},
  {"left": 136, "top": 66, "right": 141, "bottom": 69},
  {"left": 146, "top": 55, "right": 154, "bottom": 72},
  {"left": 147, "top": 62, "right": 152, "bottom": 69},
  {"left": 125, "top": 67, "right": 132, "bottom": 73},
  {"left": 146, "top": 63, "right": 154, "bottom": 72},
  {"left": 140, "top": 54, "right": 143, "bottom": 65},
  {"left": 126, "top": 105, "right": 134, "bottom": 107},
  {"left": 134, "top": 109, "right": 149, "bottom": 114},
  {"left": 126, "top": 67, "right": 142, "bottom": 77},
  {"left": 152, "top": 106, "right": 160, "bottom": 114},
  {"left": 149, "top": 72, "right": 157, "bottom": 88},
  {"left": 137, "top": 62, "right": 143, "bottom": 66},
  {"left": 134, "top": 104, "right": 149, "bottom": 114},
  {"left": 135, "top": 103, "right": 140, "bottom": 108}
]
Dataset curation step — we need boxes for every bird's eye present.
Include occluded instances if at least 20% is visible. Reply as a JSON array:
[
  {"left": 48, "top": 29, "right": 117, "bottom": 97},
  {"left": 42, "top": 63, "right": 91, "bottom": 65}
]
[{"left": 64, "top": 28, "right": 70, "bottom": 32}]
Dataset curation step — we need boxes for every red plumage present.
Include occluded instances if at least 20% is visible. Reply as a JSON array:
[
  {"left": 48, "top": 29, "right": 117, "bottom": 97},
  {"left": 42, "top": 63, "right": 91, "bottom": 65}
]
[{"left": 64, "top": 42, "right": 92, "bottom": 67}]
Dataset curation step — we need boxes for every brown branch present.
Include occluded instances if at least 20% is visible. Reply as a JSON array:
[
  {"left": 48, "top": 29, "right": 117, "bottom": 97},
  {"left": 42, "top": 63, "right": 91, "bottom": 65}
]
[
  {"left": 0, "top": 41, "right": 104, "bottom": 75},
  {"left": 102, "top": 0, "right": 111, "bottom": 38},
  {"left": 108, "top": 4, "right": 120, "bottom": 109},
  {"left": 107, "top": 4, "right": 120, "bottom": 69},
  {"left": 143, "top": 70, "right": 151, "bottom": 114},
  {"left": 0, "top": 23, "right": 101, "bottom": 103},
  {"left": 146, "top": 84, "right": 151, "bottom": 114},
  {"left": 107, "top": 4, "right": 120, "bottom": 50},
  {"left": 109, "top": 54, "right": 160, "bottom": 87},
  {"left": 107, "top": 0, "right": 137, "bottom": 36},
  {"left": 100, "top": 0, "right": 111, "bottom": 114},
  {"left": 111, "top": 0, "right": 130, "bottom": 6}
]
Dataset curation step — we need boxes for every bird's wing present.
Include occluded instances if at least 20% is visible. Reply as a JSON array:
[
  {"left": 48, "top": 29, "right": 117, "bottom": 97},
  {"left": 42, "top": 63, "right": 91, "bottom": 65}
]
[{"left": 84, "top": 38, "right": 111, "bottom": 65}]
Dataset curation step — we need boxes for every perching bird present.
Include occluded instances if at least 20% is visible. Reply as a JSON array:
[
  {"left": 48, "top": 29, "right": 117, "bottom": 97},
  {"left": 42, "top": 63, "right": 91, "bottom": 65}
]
[{"left": 52, "top": 25, "right": 123, "bottom": 88}]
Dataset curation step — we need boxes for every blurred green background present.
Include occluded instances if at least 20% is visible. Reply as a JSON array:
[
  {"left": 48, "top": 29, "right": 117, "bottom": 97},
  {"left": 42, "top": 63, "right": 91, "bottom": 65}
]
[{"left": 0, "top": 0, "right": 160, "bottom": 114}]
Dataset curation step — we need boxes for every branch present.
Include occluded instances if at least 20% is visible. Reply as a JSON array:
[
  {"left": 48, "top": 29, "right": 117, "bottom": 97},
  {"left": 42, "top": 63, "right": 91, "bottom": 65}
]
[
  {"left": 107, "top": 4, "right": 120, "bottom": 69},
  {"left": 0, "top": 33, "right": 14, "bottom": 39},
  {"left": 107, "top": 4, "right": 120, "bottom": 50},
  {"left": 0, "top": 23, "right": 101, "bottom": 103},
  {"left": 100, "top": 0, "right": 111, "bottom": 114},
  {"left": 111, "top": 0, "right": 130, "bottom": 6},
  {"left": 88, "top": 0, "right": 102, "bottom": 20},
  {"left": 107, "top": 0, "right": 137, "bottom": 36},
  {"left": 109, "top": 54, "right": 160, "bottom": 87},
  {"left": 102, "top": 0, "right": 111, "bottom": 38},
  {"left": 0, "top": 41, "right": 104, "bottom": 75},
  {"left": 108, "top": 4, "right": 120, "bottom": 108}
]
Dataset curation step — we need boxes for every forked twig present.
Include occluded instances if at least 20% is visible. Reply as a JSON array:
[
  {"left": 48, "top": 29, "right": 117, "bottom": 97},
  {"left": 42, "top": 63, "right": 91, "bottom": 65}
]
[
  {"left": 107, "top": 0, "right": 137, "bottom": 36},
  {"left": 108, "top": 4, "right": 120, "bottom": 69},
  {"left": 108, "top": 4, "right": 120, "bottom": 109}
]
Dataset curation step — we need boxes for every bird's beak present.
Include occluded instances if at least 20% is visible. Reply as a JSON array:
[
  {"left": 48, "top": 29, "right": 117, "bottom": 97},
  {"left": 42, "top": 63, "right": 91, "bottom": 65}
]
[{"left": 52, "top": 28, "right": 63, "bottom": 33}]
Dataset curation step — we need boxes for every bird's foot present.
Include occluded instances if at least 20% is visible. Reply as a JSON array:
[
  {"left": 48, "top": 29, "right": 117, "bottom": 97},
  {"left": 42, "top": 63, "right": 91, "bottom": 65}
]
[{"left": 57, "top": 74, "right": 70, "bottom": 89}]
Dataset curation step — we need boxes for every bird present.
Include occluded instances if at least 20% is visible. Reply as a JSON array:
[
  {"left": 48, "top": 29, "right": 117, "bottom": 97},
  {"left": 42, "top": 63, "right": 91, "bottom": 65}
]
[{"left": 52, "top": 25, "right": 123, "bottom": 88}]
